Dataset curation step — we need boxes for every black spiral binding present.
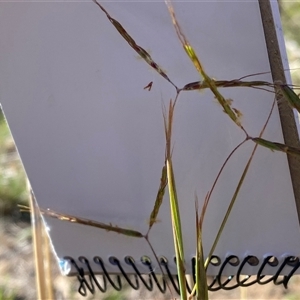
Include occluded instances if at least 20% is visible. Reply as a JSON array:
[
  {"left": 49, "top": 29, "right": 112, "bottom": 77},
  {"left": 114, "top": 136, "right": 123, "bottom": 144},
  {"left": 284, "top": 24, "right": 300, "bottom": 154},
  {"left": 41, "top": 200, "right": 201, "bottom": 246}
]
[{"left": 63, "top": 254, "right": 300, "bottom": 297}]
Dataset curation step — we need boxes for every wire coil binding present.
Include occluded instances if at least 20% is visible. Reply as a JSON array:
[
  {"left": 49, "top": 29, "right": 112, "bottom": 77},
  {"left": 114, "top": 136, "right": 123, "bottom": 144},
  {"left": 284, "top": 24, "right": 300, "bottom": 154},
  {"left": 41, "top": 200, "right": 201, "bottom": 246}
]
[{"left": 63, "top": 254, "right": 300, "bottom": 296}]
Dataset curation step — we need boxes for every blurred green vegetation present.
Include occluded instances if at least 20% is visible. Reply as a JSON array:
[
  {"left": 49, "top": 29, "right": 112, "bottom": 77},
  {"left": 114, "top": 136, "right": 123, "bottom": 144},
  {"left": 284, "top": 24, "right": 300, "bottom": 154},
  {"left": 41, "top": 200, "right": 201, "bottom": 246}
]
[
  {"left": 0, "top": 287, "right": 17, "bottom": 300},
  {"left": 279, "top": 2, "right": 300, "bottom": 49},
  {"left": 279, "top": 1, "right": 300, "bottom": 85},
  {"left": 0, "top": 110, "right": 28, "bottom": 217}
]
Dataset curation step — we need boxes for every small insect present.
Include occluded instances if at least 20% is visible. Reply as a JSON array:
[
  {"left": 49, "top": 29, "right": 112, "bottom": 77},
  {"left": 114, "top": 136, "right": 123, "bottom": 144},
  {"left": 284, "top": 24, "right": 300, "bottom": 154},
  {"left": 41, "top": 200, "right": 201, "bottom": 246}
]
[{"left": 143, "top": 81, "right": 153, "bottom": 91}]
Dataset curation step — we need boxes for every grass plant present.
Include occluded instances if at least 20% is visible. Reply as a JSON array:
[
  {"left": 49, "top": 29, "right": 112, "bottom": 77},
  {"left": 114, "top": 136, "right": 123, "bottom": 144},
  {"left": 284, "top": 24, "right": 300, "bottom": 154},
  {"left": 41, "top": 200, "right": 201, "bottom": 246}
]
[{"left": 20, "top": 1, "right": 300, "bottom": 299}]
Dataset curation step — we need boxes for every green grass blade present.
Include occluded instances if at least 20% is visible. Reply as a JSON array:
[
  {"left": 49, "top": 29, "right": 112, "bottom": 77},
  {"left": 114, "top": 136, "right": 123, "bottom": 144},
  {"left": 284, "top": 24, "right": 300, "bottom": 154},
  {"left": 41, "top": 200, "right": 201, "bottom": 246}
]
[
  {"left": 167, "top": 160, "right": 184, "bottom": 258},
  {"left": 196, "top": 239, "right": 208, "bottom": 300},
  {"left": 194, "top": 200, "right": 208, "bottom": 300},
  {"left": 163, "top": 96, "right": 186, "bottom": 299},
  {"left": 166, "top": 159, "right": 187, "bottom": 300}
]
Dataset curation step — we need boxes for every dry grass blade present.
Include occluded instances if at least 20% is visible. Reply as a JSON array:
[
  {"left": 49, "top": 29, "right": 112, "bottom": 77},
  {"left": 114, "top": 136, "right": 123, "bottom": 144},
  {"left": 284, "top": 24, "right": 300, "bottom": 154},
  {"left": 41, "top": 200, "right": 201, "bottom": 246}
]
[
  {"left": 18, "top": 204, "right": 32, "bottom": 212},
  {"left": 164, "top": 99, "right": 176, "bottom": 158},
  {"left": 148, "top": 164, "right": 168, "bottom": 232},
  {"left": 165, "top": 1, "right": 243, "bottom": 129},
  {"left": 199, "top": 192, "right": 209, "bottom": 230},
  {"left": 251, "top": 137, "right": 300, "bottom": 157},
  {"left": 92, "top": 0, "right": 177, "bottom": 89}
]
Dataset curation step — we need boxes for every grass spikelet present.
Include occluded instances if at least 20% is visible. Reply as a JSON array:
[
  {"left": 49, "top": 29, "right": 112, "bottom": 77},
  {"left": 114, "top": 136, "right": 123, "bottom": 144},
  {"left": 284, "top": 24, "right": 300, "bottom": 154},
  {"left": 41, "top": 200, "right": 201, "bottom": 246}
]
[
  {"left": 165, "top": 1, "right": 243, "bottom": 128},
  {"left": 182, "top": 79, "right": 273, "bottom": 92},
  {"left": 252, "top": 137, "right": 300, "bottom": 157},
  {"left": 92, "top": 0, "right": 177, "bottom": 89},
  {"left": 278, "top": 83, "right": 300, "bottom": 113},
  {"left": 21, "top": 205, "right": 144, "bottom": 238},
  {"left": 148, "top": 164, "right": 168, "bottom": 231}
]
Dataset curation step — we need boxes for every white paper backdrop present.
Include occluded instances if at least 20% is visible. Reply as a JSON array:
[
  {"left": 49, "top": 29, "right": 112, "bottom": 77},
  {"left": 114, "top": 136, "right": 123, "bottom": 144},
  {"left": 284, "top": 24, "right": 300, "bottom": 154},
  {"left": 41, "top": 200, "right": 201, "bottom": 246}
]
[{"left": 0, "top": 0, "right": 299, "bottom": 276}]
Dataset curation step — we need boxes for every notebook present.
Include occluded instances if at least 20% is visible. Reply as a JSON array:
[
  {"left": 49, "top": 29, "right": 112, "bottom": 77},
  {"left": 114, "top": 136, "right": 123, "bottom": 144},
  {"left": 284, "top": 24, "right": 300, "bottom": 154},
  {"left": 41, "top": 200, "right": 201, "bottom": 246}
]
[{"left": 1, "top": 0, "right": 300, "bottom": 290}]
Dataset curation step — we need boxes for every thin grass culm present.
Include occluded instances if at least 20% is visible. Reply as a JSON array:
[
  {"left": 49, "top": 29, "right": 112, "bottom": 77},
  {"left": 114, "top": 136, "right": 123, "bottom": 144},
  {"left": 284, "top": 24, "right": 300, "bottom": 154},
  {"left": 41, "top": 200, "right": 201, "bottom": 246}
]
[{"left": 205, "top": 98, "right": 276, "bottom": 270}]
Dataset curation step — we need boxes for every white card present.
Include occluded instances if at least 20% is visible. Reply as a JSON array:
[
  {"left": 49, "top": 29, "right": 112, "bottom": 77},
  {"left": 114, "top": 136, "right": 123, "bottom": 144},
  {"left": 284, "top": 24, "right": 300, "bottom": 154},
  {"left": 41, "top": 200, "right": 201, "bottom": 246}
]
[{"left": 0, "top": 0, "right": 299, "bottom": 278}]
